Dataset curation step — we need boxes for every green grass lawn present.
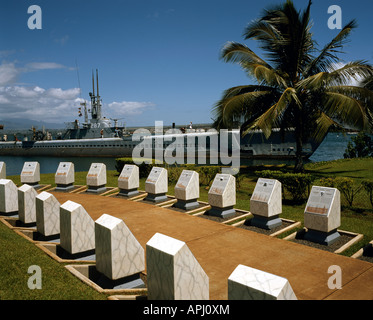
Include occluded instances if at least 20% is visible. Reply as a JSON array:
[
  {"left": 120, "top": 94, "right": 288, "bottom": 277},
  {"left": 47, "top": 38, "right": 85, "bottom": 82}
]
[
  {"left": 1, "top": 157, "right": 372, "bottom": 299},
  {"left": 0, "top": 221, "right": 107, "bottom": 300},
  {"left": 305, "top": 157, "right": 373, "bottom": 181}
]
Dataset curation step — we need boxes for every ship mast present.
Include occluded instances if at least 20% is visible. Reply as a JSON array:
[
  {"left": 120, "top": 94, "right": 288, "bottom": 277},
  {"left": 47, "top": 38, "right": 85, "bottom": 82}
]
[
  {"left": 89, "top": 69, "right": 102, "bottom": 121},
  {"left": 96, "top": 69, "right": 102, "bottom": 119},
  {"left": 86, "top": 69, "right": 111, "bottom": 129},
  {"left": 90, "top": 70, "right": 96, "bottom": 119}
]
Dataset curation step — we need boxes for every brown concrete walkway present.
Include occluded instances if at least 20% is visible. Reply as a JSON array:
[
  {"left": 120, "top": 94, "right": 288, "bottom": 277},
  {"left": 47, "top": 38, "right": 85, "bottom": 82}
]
[{"left": 52, "top": 191, "right": 373, "bottom": 300}]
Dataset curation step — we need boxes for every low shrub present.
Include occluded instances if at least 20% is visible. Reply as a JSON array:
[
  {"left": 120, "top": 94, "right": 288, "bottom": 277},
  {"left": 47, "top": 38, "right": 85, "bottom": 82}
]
[
  {"left": 319, "top": 177, "right": 337, "bottom": 188},
  {"left": 198, "top": 166, "right": 221, "bottom": 186},
  {"left": 335, "top": 177, "right": 363, "bottom": 207},
  {"left": 165, "top": 165, "right": 184, "bottom": 183},
  {"left": 115, "top": 157, "right": 157, "bottom": 178},
  {"left": 319, "top": 176, "right": 363, "bottom": 207},
  {"left": 255, "top": 170, "right": 315, "bottom": 202},
  {"left": 361, "top": 179, "right": 373, "bottom": 208}
]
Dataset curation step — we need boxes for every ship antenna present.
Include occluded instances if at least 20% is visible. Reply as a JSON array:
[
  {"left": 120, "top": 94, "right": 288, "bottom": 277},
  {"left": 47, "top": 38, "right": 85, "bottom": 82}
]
[
  {"left": 96, "top": 69, "right": 99, "bottom": 98},
  {"left": 75, "top": 59, "right": 82, "bottom": 99},
  {"left": 90, "top": 70, "right": 97, "bottom": 119},
  {"left": 96, "top": 69, "right": 101, "bottom": 119},
  {"left": 92, "top": 70, "right": 95, "bottom": 98},
  {"left": 75, "top": 59, "right": 88, "bottom": 124}
]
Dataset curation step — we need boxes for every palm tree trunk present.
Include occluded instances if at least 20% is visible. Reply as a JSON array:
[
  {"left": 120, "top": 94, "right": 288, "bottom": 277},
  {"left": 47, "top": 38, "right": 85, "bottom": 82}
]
[
  {"left": 294, "top": 109, "right": 304, "bottom": 172},
  {"left": 294, "top": 132, "right": 304, "bottom": 172}
]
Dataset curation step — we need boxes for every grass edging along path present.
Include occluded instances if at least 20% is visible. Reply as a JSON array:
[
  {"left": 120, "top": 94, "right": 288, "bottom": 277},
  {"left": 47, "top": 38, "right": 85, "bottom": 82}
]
[{"left": 1, "top": 157, "right": 372, "bottom": 299}]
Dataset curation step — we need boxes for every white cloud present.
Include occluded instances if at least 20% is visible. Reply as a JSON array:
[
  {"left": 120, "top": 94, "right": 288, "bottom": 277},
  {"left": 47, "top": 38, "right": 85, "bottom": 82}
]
[
  {"left": 0, "top": 63, "right": 19, "bottom": 86},
  {"left": 25, "top": 62, "right": 66, "bottom": 71},
  {"left": 0, "top": 60, "right": 68, "bottom": 86},
  {"left": 45, "top": 87, "right": 80, "bottom": 99},
  {"left": 0, "top": 86, "right": 80, "bottom": 123},
  {"left": 0, "top": 85, "right": 155, "bottom": 124},
  {"left": 0, "top": 61, "right": 155, "bottom": 124},
  {"left": 107, "top": 101, "right": 155, "bottom": 116},
  {"left": 9, "top": 86, "right": 41, "bottom": 98},
  {"left": 0, "top": 95, "right": 9, "bottom": 104}
]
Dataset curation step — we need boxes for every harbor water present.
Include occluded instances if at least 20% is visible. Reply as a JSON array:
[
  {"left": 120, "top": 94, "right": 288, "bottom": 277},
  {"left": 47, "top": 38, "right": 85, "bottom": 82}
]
[{"left": 0, "top": 132, "right": 356, "bottom": 176}]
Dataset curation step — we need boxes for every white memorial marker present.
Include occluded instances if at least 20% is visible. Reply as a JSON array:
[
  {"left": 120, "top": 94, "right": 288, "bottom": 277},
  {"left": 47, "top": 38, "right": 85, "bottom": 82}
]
[
  {"left": 174, "top": 170, "right": 200, "bottom": 210},
  {"left": 86, "top": 163, "right": 107, "bottom": 193},
  {"left": 146, "top": 233, "right": 209, "bottom": 300},
  {"left": 18, "top": 184, "right": 38, "bottom": 224},
  {"left": 20, "top": 162, "right": 40, "bottom": 187},
  {"left": 55, "top": 162, "right": 75, "bottom": 191},
  {"left": 144, "top": 167, "right": 168, "bottom": 202},
  {"left": 303, "top": 186, "right": 341, "bottom": 245},
  {"left": 118, "top": 164, "right": 140, "bottom": 197},
  {"left": 95, "top": 214, "right": 145, "bottom": 280},
  {"left": 250, "top": 178, "right": 282, "bottom": 229},
  {"left": 207, "top": 173, "right": 236, "bottom": 218},
  {"left": 0, "top": 179, "right": 18, "bottom": 215},
  {"left": 60, "top": 200, "right": 95, "bottom": 254},
  {"left": 36, "top": 192, "right": 60, "bottom": 237},
  {"left": 0, "top": 162, "right": 6, "bottom": 179},
  {"left": 228, "top": 264, "right": 297, "bottom": 300}
]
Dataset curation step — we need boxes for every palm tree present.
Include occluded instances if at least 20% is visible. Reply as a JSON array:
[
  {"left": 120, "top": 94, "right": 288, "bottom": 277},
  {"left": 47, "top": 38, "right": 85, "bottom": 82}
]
[
  {"left": 213, "top": 0, "right": 373, "bottom": 172},
  {"left": 362, "top": 74, "right": 373, "bottom": 91}
]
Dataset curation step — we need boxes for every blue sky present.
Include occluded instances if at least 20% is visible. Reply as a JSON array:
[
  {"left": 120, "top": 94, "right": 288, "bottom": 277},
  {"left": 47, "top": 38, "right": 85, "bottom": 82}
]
[{"left": 0, "top": 0, "right": 372, "bottom": 128}]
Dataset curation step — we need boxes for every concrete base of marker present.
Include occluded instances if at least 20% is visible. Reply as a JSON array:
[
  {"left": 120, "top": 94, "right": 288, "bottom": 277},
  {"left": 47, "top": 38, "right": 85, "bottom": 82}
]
[
  {"left": 118, "top": 188, "right": 139, "bottom": 198},
  {"left": 207, "top": 206, "right": 236, "bottom": 219},
  {"left": 144, "top": 193, "right": 168, "bottom": 203},
  {"left": 55, "top": 183, "right": 74, "bottom": 192},
  {"left": 54, "top": 245, "right": 96, "bottom": 261},
  {"left": 304, "top": 228, "right": 341, "bottom": 246},
  {"left": 17, "top": 221, "right": 36, "bottom": 228},
  {"left": 94, "top": 271, "right": 145, "bottom": 290},
  {"left": 1, "top": 216, "right": 37, "bottom": 229},
  {"left": 15, "top": 229, "right": 60, "bottom": 243},
  {"left": 174, "top": 199, "right": 200, "bottom": 211},
  {"left": 65, "top": 264, "right": 147, "bottom": 295},
  {"left": 0, "top": 210, "right": 18, "bottom": 217},
  {"left": 86, "top": 185, "right": 107, "bottom": 194},
  {"left": 251, "top": 214, "right": 282, "bottom": 230}
]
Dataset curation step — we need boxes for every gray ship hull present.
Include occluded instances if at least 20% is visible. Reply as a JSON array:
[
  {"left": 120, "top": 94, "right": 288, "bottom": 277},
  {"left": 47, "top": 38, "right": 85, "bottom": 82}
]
[
  {"left": 0, "top": 138, "right": 130, "bottom": 157},
  {"left": 0, "top": 130, "right": 321, "bottom": 159}
]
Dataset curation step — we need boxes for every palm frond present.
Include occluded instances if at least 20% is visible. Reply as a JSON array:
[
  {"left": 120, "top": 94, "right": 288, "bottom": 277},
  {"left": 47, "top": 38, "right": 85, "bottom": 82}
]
[
  {"left": 323, "top": 90, "right": 370, "bottom": 129},
  {"left": 329, "top": 85, "right": 373, "bottom": 106},
  {"left": 298, "top": 61, "right": 373, "bottom": 90},
  {"left": 212, "top": 85, "right": 279, "bottom": 130},
  {"left": 312, "top": 111, "right": 341, "bottom": 142},
  {"left": 221, "top": 42, "right": 270, "bottom": 67},
  {"left": 240, "top": 62, "right": 289, "bottom": 88},
  {"left": 242, "top": 87, "right": 301, "bottom": 137},
  {"left": 221, "top": 42, "right": 289, "bottom": 87},
  {"left": 362, "top": 75, "right": 373, "bottom": 90},
  {"left": 305, "top": 20, "right": 357, "bottom": 75},
  {"left": 221, "top": 91, "right": 272, "bottom": 124}
]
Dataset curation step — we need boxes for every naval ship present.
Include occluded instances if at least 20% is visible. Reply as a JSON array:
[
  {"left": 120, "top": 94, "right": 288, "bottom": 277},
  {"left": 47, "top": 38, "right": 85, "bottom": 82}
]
[{"left": 0, "top": 70, "right": 321, "bottom": 160}]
